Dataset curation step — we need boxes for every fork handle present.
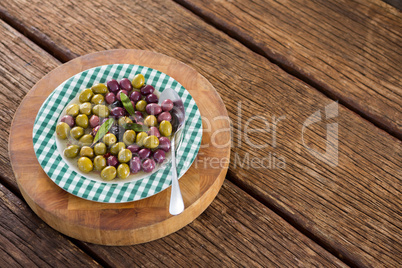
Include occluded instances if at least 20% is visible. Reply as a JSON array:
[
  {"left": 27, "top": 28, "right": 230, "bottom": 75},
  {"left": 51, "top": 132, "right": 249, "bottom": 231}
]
[{"left": 169, "top": 136, "right": 184, "bottom": 215}]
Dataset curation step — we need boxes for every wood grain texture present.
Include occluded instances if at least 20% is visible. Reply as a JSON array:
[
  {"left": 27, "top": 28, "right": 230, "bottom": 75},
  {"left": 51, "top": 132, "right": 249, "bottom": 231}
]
[
  {"left": 0, "top": 184, "right": 100, "bottom": 267},
  {"left": 0, "top": 20, "right": 60, "bottom": 191},
  {"left": 0, "top": 21, "right": 346, "bottom": 267},
  {"left": 10, "top": 49, "right": 231, "bottom": 245},
  {"left": 84, "top": 180, "right": 347, "bottom": 267},
  {"left": 1, "top": 0, "right": 401, "bottom": 266},
  {"left": 176, "top": 0, "right": 402, "bottom": 138}
]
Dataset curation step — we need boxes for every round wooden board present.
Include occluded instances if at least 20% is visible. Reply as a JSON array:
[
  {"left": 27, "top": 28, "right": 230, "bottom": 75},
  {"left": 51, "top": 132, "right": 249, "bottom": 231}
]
[{"left": 9, "top": 49, "right": 230, "bottom": 245}]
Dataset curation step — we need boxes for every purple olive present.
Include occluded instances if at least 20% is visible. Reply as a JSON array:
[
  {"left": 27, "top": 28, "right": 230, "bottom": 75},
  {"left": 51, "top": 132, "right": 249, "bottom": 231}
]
[
  {"left": 107, "top": 79, "right": 120, "bottom": 94},
  {"left": 161, "top": 99, "right": 174, "bottom": 112},
  {"left": 89, "top": 115, "right": 100, "bottom": 128},
  {"left": 116, "top": 90, "right": 128, "bottom": 101},
  {"left": 134, "top": 111, "right": 144, "bottom": 122},
  {"left": 145, "top": 93, "right": 158, "bottom": 103},
  {"left": 138, "top": 148, "right": 151, "bottom": 159},
  {"left": 119, "top": 78, "right": 133, "bottom": 91},
  {"left": 110, "top": 107, "right": 125, "bottom": 118},
  {"left": 127, "top": 144, "right": 140, "bottom": 154},
  {"left": 60, "top": 115, "right": 75, "bottom": 128},
  {"left": 107, "top": 155, "right": 119, "bottom": 167},
  {"left": 158, "top": 137, "right": 171, "bottom": 152},
  {"left": 146, "top": 103, "right": 162, "bottom": 115},
  {"left": 148, "top": 126, "right": 160, "bottom": 138},
  {"left": 157, "top": 112, "right": 172, "bottom": 123},
  {"left": 105, "top": 92, "right": 116, "bottom": 104},
  {"left": 129, "top": 156, "right": 141, "bottom": 173},
  {"left": 153, "top": 149, "right": 166, "bottom": 164},
  {"left": 91, "top": 125, "right": 100, "bottom": 136},
  {"left": 140, "top": 85, "right": 155, "bottom": 95},
  {"left": 142, "top": 158, "right": 156, "bottom": 173},
  {"left": 130, "top": 91, "right": 141, "bottom": 103}
]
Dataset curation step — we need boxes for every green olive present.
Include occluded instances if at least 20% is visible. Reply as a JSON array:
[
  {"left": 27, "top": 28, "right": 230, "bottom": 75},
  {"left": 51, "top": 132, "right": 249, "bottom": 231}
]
[
  {"left": 75, "top": 114, "right": 89, "bottom": 128},
  {"left": 110, "top": 142, "right": 126, "bottom": 155},
  {"left": 80, "top": 146, "right": 94, "bottom": 158},
  {"left": 117, "top": 116, "right": 133, "bottom": 126},
  {"left": 135, "top": 100, "right": 147, "bottom": 112},
  {"left": 159, "top": 120, "right": 172, "bottom": 137},
  {"left": 64, "top": 145, "right": 80, "bottom": 158},
  {"left": 117, "top": 163, "right": 130, "bottom": 179},
  {"left": 93, "top": 155, "right": 107, "bottom": 171},
  {"left": 70, "top": 126, "right": 84, "bottom": 140},
  {"left": 136, "top": 132, "right": 148, "bottom": 147},
  {"left": 56, "top": 122, "right": 70, "bottom": 139},
  {"left": 91, "top": 94, "right": 105, "bottom": 105},
  {"left": 91, "top": 83, "right": 108, "bottom": 94},
  {"left": 143, "top": 135, "right": 159, "bottom": 149},
  {"left": 132, "top": 74, "right": 145, "bottom": 89},
  {"left": 103, "top": 133, "right": 117, "bottom": 146},
  {"left": 66, "top": 104, "right": 79, "bottom": 117},
  {"left": 94, "top": 142, "right": 107, "bottom": 155},
  {"left": 79, "top": 88, "right": 94, "bottom": 103},
  {"left": 92, "top": 104, "right": 110, "bottom": 118},
  {"left": 79, "top": 134, "right": 93, "bottom": 146},
  {"left": 123, "top": 130, "right": 136, "bottom": 145},
  {"left": 118, "top": 149, "right": 132, "bottom": 163},
  {"left": 101, "top": 166, "right": 117, "bottom": 181},
  {"left": 144, "top": 115, "right": 157, "bottom": 127},
  {"left": 77, "top": 157, "right": 93, "bottom": 173},
  {"left": 79, "top": 102, "right": 92, "bottom": 116}
]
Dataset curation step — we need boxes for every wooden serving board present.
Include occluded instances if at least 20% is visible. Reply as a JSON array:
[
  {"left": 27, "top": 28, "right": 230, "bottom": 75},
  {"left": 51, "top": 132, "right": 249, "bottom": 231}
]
[{"left": 9, "top": 49, "right": 231, "bottom": 245}]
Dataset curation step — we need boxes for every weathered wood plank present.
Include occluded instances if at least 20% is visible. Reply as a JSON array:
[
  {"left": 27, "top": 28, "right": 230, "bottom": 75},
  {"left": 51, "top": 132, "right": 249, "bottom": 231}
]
[
  {"left": 176, "top": 0, "right": 402, "bottom": 138},
  {"left": 0, "top": 184, "right": 100, "bottom": 267},
  {"left": 0, "top": 20, "right": 60, "bottom": 191},
  {"left": 0, "top": 19, "right": 345, "bottom": 266},
  {"left": 0, "top": 0, "right": 401, "bottom": 266},
  {"left": 84, "top": 181, "right": 346, "bottom": 267}
]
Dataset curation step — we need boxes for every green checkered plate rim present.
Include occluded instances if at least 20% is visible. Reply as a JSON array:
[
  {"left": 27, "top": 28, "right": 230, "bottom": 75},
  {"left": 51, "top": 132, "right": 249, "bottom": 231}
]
[{"left": 32, "top": 64, "right": 202, "bottom": 203}]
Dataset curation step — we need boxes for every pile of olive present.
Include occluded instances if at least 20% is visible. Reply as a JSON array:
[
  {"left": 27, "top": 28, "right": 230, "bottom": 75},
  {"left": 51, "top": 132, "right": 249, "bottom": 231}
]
[{"left": 56, "top": 74, "right": 174, "bottom": 181}]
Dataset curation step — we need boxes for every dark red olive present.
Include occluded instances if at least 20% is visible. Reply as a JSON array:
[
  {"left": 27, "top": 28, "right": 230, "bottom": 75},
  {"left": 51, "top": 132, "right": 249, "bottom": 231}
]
[
  {"left": 107, "top": 155, "right": 118, "bottom": 167},
  {"left": 130, "top": 156, "right": 141, "bottom": 173},
  {"left": 130, "top": 91, "right": 141, "bottom": 102},
  {"left": 153, "top": 149, "right": 166, "bottom": 164},
  {"left": 145, "top": 93, "right": 158, "bottom": 103},
  {"left": 158, "top": 137, "right": 171, "bottom": 152},
  {"left": 146, "top": 103, "right": 162, "bottom": 115},
  {"left": 127, "top": 144, "right": 140, "bottom": 154},
  {"left": 138, "top": 148, "right": 151, "bottom": 159},
  {"left": 134, "top": 111, "right": 144, "bottom": 122},
  {"left": 140, "top": 85, "right": 155, "bottom": 95},
  {"left": 157, "top": 112, "right": 172, "bottom": 123},
  {"left": 110, "top": 107, "right": 125, "bottom": 118},
  {"left": 148, "top": 126, "right": 160, "bottom": 138},
  {"left": 142, "top": 158, "right": 156, "bottom": 173},
  {"left": 107, "top": 79, "right": 120, "bottom": 94},
  {"left": 89, "top": 115, "right": 100, "bottom": 128},
  {"left": 61, "top": 115, "right": 75, "bottom": 128},
  {"left": 119, "top": 78, "right": 133, "bottom": 91},
  {"left": 161, "top": 99, "right": 174, "bottom": 112},
  {"left": 105, "top": 92, "right": 116, "bottom": 104}
]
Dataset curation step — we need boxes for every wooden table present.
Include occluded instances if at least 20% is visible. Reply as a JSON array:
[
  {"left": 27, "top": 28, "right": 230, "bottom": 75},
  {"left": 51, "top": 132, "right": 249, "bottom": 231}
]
[{"left": 0, "top": 0, "right": 400, "bottom": 266}]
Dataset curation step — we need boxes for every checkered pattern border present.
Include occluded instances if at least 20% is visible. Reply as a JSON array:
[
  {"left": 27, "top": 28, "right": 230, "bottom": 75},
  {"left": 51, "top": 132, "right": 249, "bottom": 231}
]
[{"left": 33, "top": 64, "right": 202, "bottom": 203}]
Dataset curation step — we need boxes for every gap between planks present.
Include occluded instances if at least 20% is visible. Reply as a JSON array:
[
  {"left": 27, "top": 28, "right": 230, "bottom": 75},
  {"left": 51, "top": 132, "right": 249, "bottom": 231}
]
[{"left": 0, "top": 7, "right": 367, "bottom": 267}]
